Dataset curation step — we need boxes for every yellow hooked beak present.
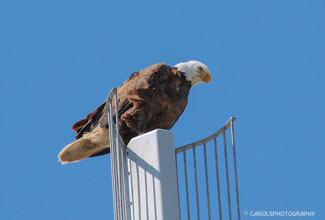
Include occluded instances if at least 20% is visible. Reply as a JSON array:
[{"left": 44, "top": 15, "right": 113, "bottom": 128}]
[{"left": 199, "top": 71, "right": 211, "bottom": 83}]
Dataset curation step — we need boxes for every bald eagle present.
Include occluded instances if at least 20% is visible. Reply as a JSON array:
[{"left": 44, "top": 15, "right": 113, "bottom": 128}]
[{"left": 58, "top": 61, "right": 211, "bottom": 164}]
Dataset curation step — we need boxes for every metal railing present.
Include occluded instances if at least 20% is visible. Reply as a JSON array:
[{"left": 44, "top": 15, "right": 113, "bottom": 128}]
[
  {"left": 175, "top": 117, "right": 241, "bottom": 220},
  {"left": 106, "top": 88, "right": 240, "bottom": 220},
  {"left": 106, "top": 88, "right": 131, "bottom": 220}
]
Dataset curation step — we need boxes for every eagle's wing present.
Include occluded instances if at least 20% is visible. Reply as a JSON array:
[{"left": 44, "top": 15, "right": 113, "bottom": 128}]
[
  {"left": 72, "top": 102, "right": 105, "bottom": 135},
  {"left": 59, "top": 63, "right": 189, "bottom": 163},
  {"left": 70, "top": 63, "right": 171, "bottom": 141},
  {"left": 71, "top": 98, "right": 134, "bottom": 140}
]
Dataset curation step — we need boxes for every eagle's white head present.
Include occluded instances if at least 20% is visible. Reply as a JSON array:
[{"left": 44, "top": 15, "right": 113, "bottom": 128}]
[{"left": 174, "top": 60, "right": 211, "bottom": 87}]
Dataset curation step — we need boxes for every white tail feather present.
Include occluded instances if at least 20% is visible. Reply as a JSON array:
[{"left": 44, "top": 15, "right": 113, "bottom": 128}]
[{"left": 58, "top": 127, "right": 109, "bottom": 164}]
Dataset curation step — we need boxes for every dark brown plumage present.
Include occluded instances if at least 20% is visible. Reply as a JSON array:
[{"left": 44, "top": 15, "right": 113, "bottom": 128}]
[
  {"left": 58, "top": 61, "right": 211, "bottom": 164},
  {"left": 73, "top": 63, "right": 190, "bottom": 157}
]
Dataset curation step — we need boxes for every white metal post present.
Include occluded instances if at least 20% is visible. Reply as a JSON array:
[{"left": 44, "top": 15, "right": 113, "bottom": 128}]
[{"left": 127, "top": 129, "right": 181, "bottom": 220}]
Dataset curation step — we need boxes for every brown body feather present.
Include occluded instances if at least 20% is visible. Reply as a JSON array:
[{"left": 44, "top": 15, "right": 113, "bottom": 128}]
[{"left": 59, "top": 63, "right": 191, "bottom": 163}]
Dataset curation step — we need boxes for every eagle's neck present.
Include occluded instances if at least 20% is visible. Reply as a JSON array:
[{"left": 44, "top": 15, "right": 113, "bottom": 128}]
[{"left": 174, "top": 64, "right": 201, "bottom": 87}]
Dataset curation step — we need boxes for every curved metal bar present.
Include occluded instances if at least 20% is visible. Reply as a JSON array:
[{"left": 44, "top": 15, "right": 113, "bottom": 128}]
[{"left": 175, "top": 117, "right": 236, "bottom": 153}]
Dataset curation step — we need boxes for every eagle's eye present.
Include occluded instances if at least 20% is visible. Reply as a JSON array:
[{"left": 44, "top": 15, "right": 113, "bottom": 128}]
[{"left": 198, "top": 66, "right": 204, "bottom": 72}]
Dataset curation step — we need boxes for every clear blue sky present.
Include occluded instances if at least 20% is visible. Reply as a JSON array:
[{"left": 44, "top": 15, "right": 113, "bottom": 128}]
[{"left": 1, "top": 0, "right": 324, "bottom": 219}]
